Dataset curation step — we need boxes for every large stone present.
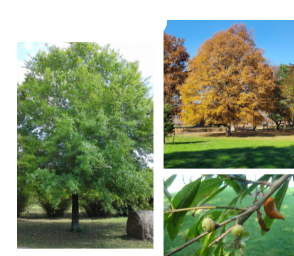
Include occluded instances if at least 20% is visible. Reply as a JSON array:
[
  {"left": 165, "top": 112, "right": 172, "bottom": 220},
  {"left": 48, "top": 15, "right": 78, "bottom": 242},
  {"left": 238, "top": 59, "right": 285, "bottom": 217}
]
[{"left": 127, "top": 210, "right": 153, "bottom": 241}]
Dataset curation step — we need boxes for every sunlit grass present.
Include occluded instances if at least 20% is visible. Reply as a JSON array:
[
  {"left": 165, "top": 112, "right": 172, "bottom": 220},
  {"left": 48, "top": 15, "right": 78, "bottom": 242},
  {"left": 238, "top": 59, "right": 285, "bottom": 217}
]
[{"left": 164, "top": 130, "right": 294, "bottom": 168}]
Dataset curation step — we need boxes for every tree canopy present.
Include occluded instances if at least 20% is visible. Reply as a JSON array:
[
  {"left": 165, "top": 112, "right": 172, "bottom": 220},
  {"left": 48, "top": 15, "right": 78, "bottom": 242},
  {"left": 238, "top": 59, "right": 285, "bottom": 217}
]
[
  {"left": 164, "top": 32, "right": 190, "bottom": 115},
  {"left": 17, "top": 42, "right": 153, "bottom": 230},
  {"left": 180, "top": 24, "right": 275, "bottom": 135},
  {"left": 268, "top": 63, "right": 294, "bottom": 129}
]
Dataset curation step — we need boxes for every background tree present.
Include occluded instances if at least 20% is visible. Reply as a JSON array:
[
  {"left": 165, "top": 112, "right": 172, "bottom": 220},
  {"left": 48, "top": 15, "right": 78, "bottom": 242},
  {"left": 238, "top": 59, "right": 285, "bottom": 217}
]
[
  {"left": 17, "top": 42, "right": 153, "bottom": 231},
  {"left": 164, "top": 174, "right": 292, "bottom": 256},
  {"left": 180, "top": 24, "right": 275, "bottom": 136},
  {"left": 281, "top": 63, "right": 294, "bottom": 126},
  {"left": 164, "top": 104, "right": 175, "bottom": 144},
  {"left": 269, "top": 63, "right": 294, "bottom": 129},
  {"left": 164, "top": 32, "right": 190, "bottom": 115}
]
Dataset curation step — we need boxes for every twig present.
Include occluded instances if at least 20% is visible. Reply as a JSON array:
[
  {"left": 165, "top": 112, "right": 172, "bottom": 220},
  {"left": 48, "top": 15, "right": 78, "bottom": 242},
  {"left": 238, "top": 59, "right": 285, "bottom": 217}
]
[
  {"left": 164, "top": 206, "right": 248, "bottom": 214},
  {"left": 207, "top": 227, "right": 233, "bottom": 248},
  {"left": 165, "top": 175, "right": 292, "bottom": 256},
  {"left": 225, "top": 175, "right": 271, "bottom": 186}
]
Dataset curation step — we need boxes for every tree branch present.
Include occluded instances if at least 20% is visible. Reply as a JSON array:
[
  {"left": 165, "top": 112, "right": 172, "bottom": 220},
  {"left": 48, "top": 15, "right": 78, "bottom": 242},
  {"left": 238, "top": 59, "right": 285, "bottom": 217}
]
[
  {"left": 165, "top": 175, "right": 291, "bottom": 256},
  {"left": 164, "top": 206, "right": 248, "bottom": 214}
]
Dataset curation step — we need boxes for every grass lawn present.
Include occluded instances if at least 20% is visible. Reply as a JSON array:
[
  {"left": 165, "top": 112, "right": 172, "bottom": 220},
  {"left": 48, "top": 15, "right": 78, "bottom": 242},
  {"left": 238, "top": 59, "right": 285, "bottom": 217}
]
[
  {"left": 164, "top": 130, "right": 294, "bottom": 168},
  {"left": 17, "top": 205, "right": 153, "bottom": 249},
  {"left": 164, "top": 187, "right": 294, "bottom": 256}
]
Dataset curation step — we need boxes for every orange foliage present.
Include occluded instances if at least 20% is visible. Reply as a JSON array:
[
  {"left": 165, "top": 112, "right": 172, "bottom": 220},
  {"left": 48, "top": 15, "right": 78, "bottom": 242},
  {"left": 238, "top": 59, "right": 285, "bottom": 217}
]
[
  {"left": 180, "top": 23, "right": 275, "bottom": 130},
  {"left": 164, "top": 32, "right": 190, "bottom": 114},
  {"left": 263, "top": 195, "right": 285, "bottom": 220}
]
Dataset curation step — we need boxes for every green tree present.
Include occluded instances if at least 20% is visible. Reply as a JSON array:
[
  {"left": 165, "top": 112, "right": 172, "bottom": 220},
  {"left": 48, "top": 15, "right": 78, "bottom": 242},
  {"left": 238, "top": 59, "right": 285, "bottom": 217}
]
[
  {"left": 269, "top": 64, "right": 293, "bottom": 129},
  {"left": 164, "top": 104, "right": 175, "bottom": 144},
  {"left": 17, "top": 42, "right": 153, "bottom": 231},
  {"left": 164, "top": 174, "right": 292, "bottom": 256}
]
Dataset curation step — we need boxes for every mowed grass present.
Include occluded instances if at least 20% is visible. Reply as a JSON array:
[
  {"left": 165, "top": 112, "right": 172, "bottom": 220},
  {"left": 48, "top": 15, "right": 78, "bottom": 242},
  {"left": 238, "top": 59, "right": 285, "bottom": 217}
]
[
  {"left": 17, "top": 205, "right": 153, "bottom": 249},
  {"left": 164, "top": 130, "right": 294, "bottom": 168},
  {"left": 164, "top": 187, "right": 294, "bottom": 256}
]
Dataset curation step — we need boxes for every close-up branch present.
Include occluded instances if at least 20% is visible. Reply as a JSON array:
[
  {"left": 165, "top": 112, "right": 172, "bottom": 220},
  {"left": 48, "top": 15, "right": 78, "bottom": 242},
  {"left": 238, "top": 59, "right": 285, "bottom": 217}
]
[{"left": 165, "top": 174, "right": 292, "bottom": 256}]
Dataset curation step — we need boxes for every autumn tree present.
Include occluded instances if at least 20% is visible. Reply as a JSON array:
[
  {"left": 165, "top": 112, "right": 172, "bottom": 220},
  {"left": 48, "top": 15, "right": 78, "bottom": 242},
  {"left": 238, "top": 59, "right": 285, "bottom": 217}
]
[
  {"left": 164, "top": 174, "right": 292, "bottom": 256},
  {"left": 180, "top": 24, "right": 275, "bottom": 136},
  {"left": 164, "top": 32, "right": 190, "bottom": 115},
  {"left": 17, "top": 43, "right": 153, "bottom": 231}
]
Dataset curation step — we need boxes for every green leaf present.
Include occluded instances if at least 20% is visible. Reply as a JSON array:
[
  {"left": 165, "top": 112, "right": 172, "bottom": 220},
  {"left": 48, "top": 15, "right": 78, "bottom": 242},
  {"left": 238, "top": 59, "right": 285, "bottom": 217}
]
[
  {"left": 164, "top": 203, "right": 172, "bottom": 227},
  {"left": 241, "top": 231, "right": 250, "bottom": 238},
  {"left": 219, "top": 194, "right": 241, "bottom": 222},
  {"left": 165, "top": 174, "right": 177, "bottom": 189},
  {"left": 191, "top": 178, "right": 224, "bottom": 207},
  {"left": 164, "top": 180, "right": 172, "bottom": 203},
  {"left": 167, "top": 178, "right": 201, "bottom": 241},
  {"left": 228, "top": 175, "right": 251, "bottom": 194},
  {"left": 193, "top": 248, "right": 202, "bottom": 256},
  {"left": 261, "top": 178, "right": 290, "bottom": 235},
  {"left": 240, "top": 175, "right": 271, "bottom": 203},
  {"left": 224, "top": 250, "right": 235, "bottom": 256},
  {"left": 199, "top": 185, "right": 228, "bottom": 207},
  {"left": 200, "top": 230, "right": 216, "bottom": 256}
]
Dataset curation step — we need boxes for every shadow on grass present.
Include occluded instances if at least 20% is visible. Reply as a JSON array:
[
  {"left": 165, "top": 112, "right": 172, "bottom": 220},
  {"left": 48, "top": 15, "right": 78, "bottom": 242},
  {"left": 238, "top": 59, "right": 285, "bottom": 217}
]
[
  {"left": 17, "top": 218, "right": 152, "bottom": 248},
  {"left": 200, "top": 130, "right": 294, "bottom": 138},
  {"left": 165, "top": 141, "right": 208, "bottom": 145},
  {"left": 164, "top": 146, "right": 294, "bottom": 168}
]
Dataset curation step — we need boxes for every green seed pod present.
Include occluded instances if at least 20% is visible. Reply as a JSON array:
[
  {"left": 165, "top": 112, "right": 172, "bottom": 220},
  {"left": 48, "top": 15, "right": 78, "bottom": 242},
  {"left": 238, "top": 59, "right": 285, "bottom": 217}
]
[
  {"left": 202, "top": 218, "right": 215, "bottom": 232},
  {"left": 231, "top": 225, "right": 245, "bottom": 237}
]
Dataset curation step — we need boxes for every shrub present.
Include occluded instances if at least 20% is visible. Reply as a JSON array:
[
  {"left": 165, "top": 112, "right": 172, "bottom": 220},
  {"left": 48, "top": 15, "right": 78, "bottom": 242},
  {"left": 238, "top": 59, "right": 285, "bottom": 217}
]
[{"left": 39, "top": 196, "right": 71, "bottom": 218}]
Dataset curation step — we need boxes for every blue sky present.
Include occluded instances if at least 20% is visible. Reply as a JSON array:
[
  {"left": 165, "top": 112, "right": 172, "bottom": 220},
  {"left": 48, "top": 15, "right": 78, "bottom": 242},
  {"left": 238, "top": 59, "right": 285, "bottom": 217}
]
[
  {"left": 17, "top": 42, "right": 154, "bottom": 97},
  {"left": 165, "top": 20, "right": 294, "bottom": 66}
]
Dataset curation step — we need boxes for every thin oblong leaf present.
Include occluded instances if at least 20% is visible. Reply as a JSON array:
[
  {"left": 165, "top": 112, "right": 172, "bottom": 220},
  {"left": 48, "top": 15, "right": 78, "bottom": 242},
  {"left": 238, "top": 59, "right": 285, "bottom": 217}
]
[
  {"left": 199, "top": 185, "right": 228, "bottom": 207},
  {"left": 165, "top": 174, "right": 177, "bottom": 189},
  {"left": 167, "top": 178, "right": 201, "bottom": 241},
  {"left": 191, "top": 178, "right": 224, "bottom": 207},
  {"left": 200, "top": 231, "right": 216, "bottom": 256},
  {"left": 229, "top": 175, "right": 251, "bottom": 194}
]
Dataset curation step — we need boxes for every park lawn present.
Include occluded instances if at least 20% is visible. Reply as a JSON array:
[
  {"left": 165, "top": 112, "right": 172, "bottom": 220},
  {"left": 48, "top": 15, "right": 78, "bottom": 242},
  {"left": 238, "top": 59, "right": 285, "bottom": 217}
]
[
  {"left": 164, "top": 187, "right": 294, "bottom": 256},
  {"left": 17, "top": 205, "right": 153, "bottom": 249},
  {"left": 164, "top": 130, "right": 294, "bottom": 168}
]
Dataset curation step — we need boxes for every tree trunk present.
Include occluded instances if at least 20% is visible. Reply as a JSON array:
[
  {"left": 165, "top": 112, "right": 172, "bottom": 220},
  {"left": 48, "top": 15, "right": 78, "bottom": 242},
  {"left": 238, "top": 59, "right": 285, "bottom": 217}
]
[
  {"left": 283, "top": 123, "right": 286, "bottom": 131},
  {"left": 275, "top": 122, "right": 280, "bottom": 130},
  {"left": 253, "top": 125, "right": 257, "bottom": 131},
  {"left": 70, "top": 194, "right": 79, "bottom": 232},
  {"left": 226, "top": 125, "right": 231, "bottom": 136}
]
